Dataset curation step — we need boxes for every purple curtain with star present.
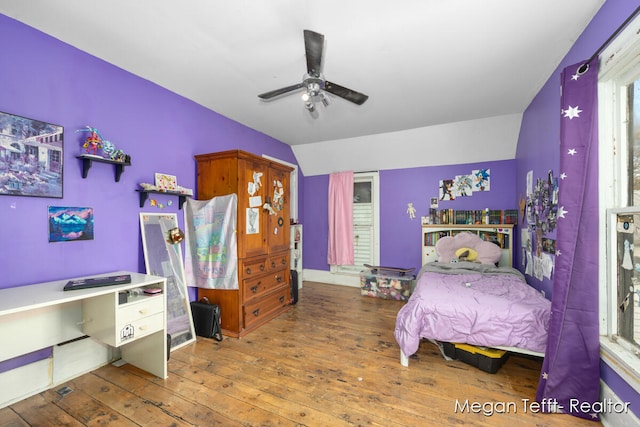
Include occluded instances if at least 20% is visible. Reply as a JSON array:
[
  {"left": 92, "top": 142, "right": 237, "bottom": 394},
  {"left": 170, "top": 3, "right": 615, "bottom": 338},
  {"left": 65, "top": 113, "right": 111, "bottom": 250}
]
[{"left": 535, "top": 58, "right": 600, "bottom": 421}]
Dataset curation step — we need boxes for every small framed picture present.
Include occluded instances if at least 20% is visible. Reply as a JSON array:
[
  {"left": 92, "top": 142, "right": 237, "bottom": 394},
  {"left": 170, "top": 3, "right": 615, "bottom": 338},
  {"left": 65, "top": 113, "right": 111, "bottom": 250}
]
[
  {"left": 48, "top": 206, "right": 94, "bottom": 242},
  {"left": 155, "top": 173, "right": 177, "bottom": 191}
]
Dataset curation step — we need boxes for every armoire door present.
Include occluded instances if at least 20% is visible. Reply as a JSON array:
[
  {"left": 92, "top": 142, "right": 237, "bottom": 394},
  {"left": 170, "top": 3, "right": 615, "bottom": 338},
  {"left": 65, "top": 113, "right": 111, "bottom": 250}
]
[
  {"left": 266, "top": 164, "right": 290, "bottom": 253},
  {"left": 237, "top": 157, "right": 269, "bottom": 259}
]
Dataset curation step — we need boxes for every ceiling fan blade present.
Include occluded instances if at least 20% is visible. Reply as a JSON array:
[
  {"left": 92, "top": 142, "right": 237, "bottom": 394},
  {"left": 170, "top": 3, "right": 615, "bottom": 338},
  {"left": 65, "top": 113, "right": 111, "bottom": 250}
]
[
  {"left": 304, "top": 30, "right": 324, "bottom": 76},
  {"left": 258, "top": 83, "right": 304, "bottom": 100},
  {"left": 324, "top": 81, "right": 369, "bottom": 105}
]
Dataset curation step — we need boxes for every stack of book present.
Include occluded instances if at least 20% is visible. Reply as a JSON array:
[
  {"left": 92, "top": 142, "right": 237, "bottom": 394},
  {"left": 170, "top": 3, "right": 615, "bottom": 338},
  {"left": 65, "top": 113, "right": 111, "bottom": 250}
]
[{"left": 429, "top": 209, "right": 518, "bottom": 225}]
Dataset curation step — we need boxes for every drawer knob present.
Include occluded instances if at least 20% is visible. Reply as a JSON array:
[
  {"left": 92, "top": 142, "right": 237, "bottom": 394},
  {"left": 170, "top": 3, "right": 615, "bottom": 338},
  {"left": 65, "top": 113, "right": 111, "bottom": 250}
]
[
  {"left": 279, "top": 295, "right": 285, "bottom": 303},
  {"left": 246, "top": 267, "right": 252, "bottom": 274},
  {"left": 251, "top": 284, "right": 260, "bottom": 294},
  {"left": 260, "top": 264, "right": 265, "bottom": 271},
  {"left": 275, "top": 275, "right": 282, "bottom": 283},
  {"left": 281, "top": 259, "right": 286, "bottom": 265},
  {"left": 139, "top": 325, "right": 147, "bottom": 331},
  {"left": 271, "top": 261, "right": 276, "bottom": 268},
  {"left": 252, "top": 308, "right": 260, "bottom": 317},
  {"left": 138, "top": 309, "right": 148, "bottom": 315}
]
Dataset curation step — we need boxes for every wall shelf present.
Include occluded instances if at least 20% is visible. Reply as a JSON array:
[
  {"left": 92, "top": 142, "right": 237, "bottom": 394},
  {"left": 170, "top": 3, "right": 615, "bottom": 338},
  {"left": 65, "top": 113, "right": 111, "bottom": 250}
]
[
  {"left": 77, "top": 154, "right": 130, "bottom": 182},
  {"left": 136, "top": 189, "right": 190, "bottom": 210}
]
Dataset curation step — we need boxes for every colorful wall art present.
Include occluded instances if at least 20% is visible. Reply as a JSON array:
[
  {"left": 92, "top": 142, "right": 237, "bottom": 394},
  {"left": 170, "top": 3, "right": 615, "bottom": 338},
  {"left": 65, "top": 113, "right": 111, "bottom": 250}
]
[
  {"left": 48, "top": 206, "right": 94, "bottom": 242},
  {"left": 0, "top": 111, "right": 63, "bottom": 198}
]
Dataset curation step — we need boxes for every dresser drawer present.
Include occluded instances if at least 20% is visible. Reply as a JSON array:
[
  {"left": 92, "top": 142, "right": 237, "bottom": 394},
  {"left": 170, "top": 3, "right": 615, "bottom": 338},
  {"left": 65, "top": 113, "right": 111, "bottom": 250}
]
[
  {"left": 243, "top": 275, "right": 270, "bottom": 301},
  {"left": 240, "top": 256, "right": 267, "bottom": 280},
  {"left": 117, "top": 312, "right": 164, "bottom": 345},
  {"left": 267, "top": 252, "right": 289, "bottom": 273},
  {"left": 242, "top": 268, "right": 288, "bottom": 303},
  {"left": 243, "top": 286, "right": 290, "bottom": 329},
  {"left": 118, "top": 295, "right": 164, "bottom": 323},
  {"left": 271, "top": 268, "right": 287, "bottom": 289}
]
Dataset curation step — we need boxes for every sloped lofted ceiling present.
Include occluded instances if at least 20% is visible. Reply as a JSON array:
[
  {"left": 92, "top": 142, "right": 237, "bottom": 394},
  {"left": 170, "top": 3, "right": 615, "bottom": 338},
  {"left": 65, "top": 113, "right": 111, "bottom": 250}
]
[{"left": 0, "top": 0, "right": 604, "bottom": 175}]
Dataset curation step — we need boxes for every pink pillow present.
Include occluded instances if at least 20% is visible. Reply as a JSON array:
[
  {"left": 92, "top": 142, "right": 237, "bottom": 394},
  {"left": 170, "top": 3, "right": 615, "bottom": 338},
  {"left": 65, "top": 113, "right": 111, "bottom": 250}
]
[{"left": 435, "top": 232, "right": 502, "bottom": 265}]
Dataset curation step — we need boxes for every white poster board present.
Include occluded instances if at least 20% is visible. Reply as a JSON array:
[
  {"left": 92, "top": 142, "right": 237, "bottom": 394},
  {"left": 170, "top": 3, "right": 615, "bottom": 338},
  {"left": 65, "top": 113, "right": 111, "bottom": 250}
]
[{"left": 140, "top": 213, "right": 196, "bottom": 351}]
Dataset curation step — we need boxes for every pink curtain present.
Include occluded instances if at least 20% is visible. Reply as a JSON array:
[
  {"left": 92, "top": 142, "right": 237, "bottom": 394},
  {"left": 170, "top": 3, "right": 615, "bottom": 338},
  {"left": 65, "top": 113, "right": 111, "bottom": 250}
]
[{"left": 328, "top": 171, "right": 354, "bottom": 265}]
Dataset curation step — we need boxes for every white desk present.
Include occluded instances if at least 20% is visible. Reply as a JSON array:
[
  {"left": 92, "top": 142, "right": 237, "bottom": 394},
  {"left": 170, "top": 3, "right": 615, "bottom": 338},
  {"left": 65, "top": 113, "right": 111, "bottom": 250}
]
[{"left": 0, "top": 271, "right": 168, "bottom": 379}]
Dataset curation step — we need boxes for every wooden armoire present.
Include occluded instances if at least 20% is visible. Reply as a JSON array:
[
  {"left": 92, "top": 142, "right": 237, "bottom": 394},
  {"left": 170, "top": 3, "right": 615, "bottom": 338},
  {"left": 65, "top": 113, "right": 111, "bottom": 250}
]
[{"left": 194, "top": 150, "right": 293, "bottom": 337}]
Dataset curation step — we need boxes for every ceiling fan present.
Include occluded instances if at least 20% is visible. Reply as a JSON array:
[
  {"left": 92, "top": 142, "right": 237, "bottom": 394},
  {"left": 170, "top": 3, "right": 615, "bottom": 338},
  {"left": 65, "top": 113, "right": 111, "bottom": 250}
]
[{"left": 258, "top": 30, "right": 368, "bottom": 113}]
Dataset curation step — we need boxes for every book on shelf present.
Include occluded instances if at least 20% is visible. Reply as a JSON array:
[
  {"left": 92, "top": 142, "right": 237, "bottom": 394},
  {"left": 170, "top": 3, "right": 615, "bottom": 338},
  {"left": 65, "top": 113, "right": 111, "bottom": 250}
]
[
  {"left": 430, "top": 209, "right": 518, "bottom": 225},
  {"left": 423, "top": 230, "right": 451, "bottom": 246}
]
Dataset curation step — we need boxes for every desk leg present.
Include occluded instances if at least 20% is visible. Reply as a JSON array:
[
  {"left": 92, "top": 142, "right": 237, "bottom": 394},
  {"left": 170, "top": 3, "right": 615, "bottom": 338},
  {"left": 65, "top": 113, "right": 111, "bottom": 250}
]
[{"left": 120, "top": 330, "right": 167, "bottom": 379}]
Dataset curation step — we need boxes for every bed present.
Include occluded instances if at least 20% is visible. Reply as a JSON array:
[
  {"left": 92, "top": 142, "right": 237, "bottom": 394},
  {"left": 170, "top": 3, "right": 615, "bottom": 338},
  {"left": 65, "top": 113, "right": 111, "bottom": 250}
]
[{"left": 394, "top": 231, "right": 551, "bottom": 366}]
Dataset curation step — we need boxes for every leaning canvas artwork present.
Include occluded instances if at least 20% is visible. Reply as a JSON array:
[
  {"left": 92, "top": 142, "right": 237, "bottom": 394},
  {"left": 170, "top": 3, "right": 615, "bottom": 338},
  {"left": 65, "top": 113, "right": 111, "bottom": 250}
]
[
  {"left": 48, "top": 206, "right": 94, "bottom": 242},
  {"left": 0, "top": 111, "right": 64, "bottom": 198}
]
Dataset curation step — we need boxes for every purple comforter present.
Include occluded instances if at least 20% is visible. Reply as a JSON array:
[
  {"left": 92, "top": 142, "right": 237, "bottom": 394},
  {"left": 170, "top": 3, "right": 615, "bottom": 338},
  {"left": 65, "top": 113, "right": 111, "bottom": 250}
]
[{"left": 394, "top": 261, "right": 550, "bottom": 357}]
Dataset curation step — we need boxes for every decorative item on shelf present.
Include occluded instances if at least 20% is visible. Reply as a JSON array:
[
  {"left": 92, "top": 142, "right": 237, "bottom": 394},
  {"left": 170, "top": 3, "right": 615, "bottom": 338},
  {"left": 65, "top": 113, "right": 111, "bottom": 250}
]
[
  {"left": 76, "top": 126, "right": 103, "bottom": 156},
  {"left": 76, "top": 125, "right": 131, "bottom": 163},
  {"left": 155, "top": 173, "right": 178, "bottom": 192},
  {"left": 139, "top": 182, "right": 193, "bottom": 195},
  {"left": 140, "top": 182, "right": 157, "bottom": 191},
  {"left": 137, "top": 182, "right": 192, "bottom": 209}
]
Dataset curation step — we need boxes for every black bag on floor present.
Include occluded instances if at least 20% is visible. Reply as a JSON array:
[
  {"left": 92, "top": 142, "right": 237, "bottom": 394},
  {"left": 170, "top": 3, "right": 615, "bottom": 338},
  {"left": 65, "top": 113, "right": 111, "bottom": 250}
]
[
  {"left": 290, "top": 269, "right": 299, "bottom": 305},
  {"left": 190, "top": 297, "right": 223, "bottom": 341}
]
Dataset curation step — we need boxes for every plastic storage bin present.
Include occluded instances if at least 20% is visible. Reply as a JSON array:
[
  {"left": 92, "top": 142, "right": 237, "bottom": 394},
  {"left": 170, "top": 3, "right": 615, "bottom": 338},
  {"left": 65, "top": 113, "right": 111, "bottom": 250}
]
[{"left": 442, "top": 342, "right": 509, "bottom": 373}]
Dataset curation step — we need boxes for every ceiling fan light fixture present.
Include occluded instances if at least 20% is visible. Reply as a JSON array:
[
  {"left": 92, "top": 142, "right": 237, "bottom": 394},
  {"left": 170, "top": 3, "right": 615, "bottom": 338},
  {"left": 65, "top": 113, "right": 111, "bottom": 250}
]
[
  {"left": 320, "top": 92, "right": 331, "bottom": 107},
  {"left": 257, "top": 30, "right": 368, "bottom": 114},
  {"left": 307, "top": 82, "right": 320, "bottom": 97}
]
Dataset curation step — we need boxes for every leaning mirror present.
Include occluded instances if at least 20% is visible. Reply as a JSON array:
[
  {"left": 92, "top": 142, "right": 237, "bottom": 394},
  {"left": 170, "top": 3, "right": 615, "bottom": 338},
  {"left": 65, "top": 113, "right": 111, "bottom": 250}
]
[{"left": 140, "top": 213, "right": 195, "bottom": 350}]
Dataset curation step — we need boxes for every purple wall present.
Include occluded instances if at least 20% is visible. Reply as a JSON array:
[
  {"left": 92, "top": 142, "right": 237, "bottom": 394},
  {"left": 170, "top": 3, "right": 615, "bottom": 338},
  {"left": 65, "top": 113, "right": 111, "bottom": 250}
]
[
  {"left": 0, "top": 15, "right": 297, "bottom": 290},
  {"left": 515, "top": 0, "right": 640, "bottom": 415},
  {"left": 303, "top": 160, "right": 517, "bottom": 273}
]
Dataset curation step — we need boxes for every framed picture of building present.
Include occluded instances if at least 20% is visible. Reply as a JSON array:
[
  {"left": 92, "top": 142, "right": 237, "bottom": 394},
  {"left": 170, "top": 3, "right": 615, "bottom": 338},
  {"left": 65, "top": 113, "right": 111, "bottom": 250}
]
[{"left": 0, "top": 111, "right": 64, "bottom": 198}]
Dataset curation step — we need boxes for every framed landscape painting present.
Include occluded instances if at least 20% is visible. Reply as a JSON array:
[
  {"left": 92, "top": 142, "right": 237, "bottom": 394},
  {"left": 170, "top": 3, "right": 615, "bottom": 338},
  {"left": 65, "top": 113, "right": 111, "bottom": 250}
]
[
  {"left": 48, "top": 206, "right": 94, "bottom": 242},
  {"left": 0, "top": 111, "right": 64, "bottom": 198}
]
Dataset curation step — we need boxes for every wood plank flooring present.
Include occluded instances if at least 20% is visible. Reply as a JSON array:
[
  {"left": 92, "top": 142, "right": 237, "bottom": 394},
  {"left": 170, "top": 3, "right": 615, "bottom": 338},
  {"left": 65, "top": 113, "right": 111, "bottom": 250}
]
[{"left": 1, "top": 281, "right": 599, "bottom": 426}]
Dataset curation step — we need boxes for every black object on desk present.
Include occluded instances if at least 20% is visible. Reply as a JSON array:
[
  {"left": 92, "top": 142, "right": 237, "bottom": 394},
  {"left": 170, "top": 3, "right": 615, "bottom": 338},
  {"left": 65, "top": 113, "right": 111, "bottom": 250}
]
[{"left": 64, "top": 274, "right": 132, "bottom": 291}]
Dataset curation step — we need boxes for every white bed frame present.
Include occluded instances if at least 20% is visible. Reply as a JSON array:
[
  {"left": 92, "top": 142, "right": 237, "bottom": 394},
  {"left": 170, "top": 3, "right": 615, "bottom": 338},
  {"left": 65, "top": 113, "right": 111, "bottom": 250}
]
[
  {"left": 401, "top": 224, "right": 545, "bottom": 366},
  {"left": 400, "top": 346, "right": 544, "bottom": 367}
]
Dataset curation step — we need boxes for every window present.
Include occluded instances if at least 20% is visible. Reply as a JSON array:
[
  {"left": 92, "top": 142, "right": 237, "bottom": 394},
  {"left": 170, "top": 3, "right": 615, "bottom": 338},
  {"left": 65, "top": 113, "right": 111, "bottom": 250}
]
[
  {"left": 599, "top": 14, "right": 640, "bottom": 392},
  {"left": 332, "top": 171, "right": 380, "bottom": 274}
]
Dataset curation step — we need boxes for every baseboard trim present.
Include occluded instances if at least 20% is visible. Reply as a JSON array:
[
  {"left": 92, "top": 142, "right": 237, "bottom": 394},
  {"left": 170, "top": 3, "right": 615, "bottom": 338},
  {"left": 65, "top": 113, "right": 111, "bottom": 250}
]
[
  {"left": 0, "top": 358, "right": 52, "bottom": 409},
  {"left": 0, "top": 338, "right": 115, "bottom": 409},
  {"left": 600, "top": 380, "right": 640, "bottom": 426},
  {"left": 302, "top": 269, "right": 361, "bottom": 287}
]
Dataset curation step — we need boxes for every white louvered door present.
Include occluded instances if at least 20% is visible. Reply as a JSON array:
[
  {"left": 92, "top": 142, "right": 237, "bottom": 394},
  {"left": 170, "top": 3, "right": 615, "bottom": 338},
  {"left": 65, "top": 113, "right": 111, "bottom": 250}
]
[{"left": 334, "top": 172, "right": 379, "bottom": 274}]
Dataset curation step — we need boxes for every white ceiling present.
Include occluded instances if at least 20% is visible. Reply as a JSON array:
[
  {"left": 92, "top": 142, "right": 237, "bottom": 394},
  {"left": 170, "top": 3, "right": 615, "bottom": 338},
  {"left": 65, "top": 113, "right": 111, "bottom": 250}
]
[{"left": 0, "top": 1, "right": 604, "bottom": 174}]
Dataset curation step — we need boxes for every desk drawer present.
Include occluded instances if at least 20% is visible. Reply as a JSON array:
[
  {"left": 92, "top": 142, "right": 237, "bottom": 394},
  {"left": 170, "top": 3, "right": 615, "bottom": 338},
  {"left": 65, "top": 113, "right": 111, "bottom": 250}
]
[
  {"left": 118, "top": 296, "right": 164, "bottom": 323},
  {"left": 117, "top": 312, "right": 164, "bottom": 345}
]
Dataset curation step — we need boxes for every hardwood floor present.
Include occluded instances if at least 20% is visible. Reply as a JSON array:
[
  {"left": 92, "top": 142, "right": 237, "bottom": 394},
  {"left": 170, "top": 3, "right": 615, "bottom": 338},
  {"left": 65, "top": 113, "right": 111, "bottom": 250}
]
[{"left": 1, "top": 281, "right": 599, "bottom": 426}]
